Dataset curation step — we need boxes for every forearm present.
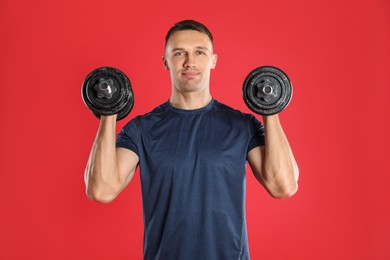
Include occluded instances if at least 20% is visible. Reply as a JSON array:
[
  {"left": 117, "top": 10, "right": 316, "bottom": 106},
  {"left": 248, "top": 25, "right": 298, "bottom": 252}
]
[
  {"left": 85, "top": 115, "right": 122, "bottom": 203},
  {"left": 262, "top": 115, "right": 299, "bottom": 197}
]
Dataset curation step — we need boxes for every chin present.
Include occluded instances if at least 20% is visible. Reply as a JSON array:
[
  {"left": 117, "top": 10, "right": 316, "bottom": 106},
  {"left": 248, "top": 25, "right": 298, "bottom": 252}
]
[{"left": 175, "top": 81, "right": 204, "bottom": 92}]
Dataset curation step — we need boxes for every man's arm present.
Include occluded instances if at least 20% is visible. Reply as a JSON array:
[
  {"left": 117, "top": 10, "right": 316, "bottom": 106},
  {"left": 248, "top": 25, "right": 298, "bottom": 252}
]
[
  {"left": 84, "top": 115, "right": 139, "bottom": 203},
  {"left": 247, "top": 115, "right": 299, "bottom": 199}
]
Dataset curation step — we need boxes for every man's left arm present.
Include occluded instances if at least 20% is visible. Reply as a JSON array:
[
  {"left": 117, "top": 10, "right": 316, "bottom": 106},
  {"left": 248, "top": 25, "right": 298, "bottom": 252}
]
[{"left": 247, "top": 115, "right": 299, "bottom": 198}]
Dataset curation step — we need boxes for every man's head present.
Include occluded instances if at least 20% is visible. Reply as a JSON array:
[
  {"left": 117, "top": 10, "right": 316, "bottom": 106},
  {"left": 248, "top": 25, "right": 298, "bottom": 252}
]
[
  {"left": 165, "top": 20, "right": 214, "bottom": 51},
  {"left": 163, "top": 20, "right": 218, "bottom": 96}
]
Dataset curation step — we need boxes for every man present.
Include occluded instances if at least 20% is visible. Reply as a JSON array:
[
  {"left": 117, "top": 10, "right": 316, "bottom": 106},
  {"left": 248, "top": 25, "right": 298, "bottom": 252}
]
[{"left": 85, "top": 20, "right": 299, "bottom": 259}]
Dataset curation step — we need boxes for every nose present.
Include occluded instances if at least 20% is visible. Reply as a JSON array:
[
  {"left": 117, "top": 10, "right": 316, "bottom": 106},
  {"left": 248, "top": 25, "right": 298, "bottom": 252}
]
[{"left": 184, "top": 53, "right": 196, "bottom": 68}]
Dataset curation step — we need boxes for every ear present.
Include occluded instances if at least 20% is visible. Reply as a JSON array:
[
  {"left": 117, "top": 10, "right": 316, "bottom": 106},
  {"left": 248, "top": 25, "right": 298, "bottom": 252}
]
[
  {"left": 211, "top": 53, "right": 218, "bottom": 69},
  {"left": 162, "top": 56, "right": 169, "bottom": 70}
]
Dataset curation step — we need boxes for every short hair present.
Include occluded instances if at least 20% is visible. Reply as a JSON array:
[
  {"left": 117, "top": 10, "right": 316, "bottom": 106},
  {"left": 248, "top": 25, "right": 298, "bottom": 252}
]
[{"left": 165, "top": 20, "right": 214, "bottom": 48}]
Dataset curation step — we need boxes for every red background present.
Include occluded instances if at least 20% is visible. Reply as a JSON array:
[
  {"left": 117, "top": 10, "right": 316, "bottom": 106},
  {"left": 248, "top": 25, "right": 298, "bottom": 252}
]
[{"left": 1, "top": 0, "right": 389, "bottom": 259}]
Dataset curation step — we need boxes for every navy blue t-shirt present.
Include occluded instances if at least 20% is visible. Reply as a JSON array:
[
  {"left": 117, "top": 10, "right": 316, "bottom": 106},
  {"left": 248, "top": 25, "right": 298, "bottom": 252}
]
[{"left": 116, "top": 100, "right": 265, "bottom": 260}]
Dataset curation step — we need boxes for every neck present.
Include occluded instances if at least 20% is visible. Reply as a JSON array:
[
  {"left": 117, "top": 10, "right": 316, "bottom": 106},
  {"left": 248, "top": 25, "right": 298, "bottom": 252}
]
[{"left": 169, "top": 91, "right": 213, "bottom": 110}]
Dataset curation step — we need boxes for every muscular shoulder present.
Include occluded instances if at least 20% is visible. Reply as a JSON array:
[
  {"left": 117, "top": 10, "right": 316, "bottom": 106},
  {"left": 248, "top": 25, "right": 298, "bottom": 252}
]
[
  {"left": 212, "top": 100, "right": 256, "bottom": 122},
  {"left": 123, "top": 102, "right": 170, "bottom": 126},
  {"left": 213, "top": 100, "right": 264, "bottom": 137}
]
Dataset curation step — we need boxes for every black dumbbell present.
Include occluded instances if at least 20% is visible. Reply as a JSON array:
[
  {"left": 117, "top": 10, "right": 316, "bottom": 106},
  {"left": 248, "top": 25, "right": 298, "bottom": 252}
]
[
  {"left": 242, "top": 66, "right": 292, "bottom": 115},
  {"left": 82, "top": 67, "right": 134, "bottom": 121}
]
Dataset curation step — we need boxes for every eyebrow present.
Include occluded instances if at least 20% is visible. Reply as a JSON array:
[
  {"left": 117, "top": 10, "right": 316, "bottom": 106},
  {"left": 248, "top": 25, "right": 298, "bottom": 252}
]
[{"left": 171, "top": 46, "right": 211, "bottom": 52}]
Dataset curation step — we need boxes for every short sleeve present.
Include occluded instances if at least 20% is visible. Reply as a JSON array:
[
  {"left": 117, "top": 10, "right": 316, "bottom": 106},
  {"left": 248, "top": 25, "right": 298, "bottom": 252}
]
[
  {"left": 116, "top": 117, "right": 139, "bottom": 156},
  {"left": 247, "top": 114, "right": 265, "bottom": 153}
]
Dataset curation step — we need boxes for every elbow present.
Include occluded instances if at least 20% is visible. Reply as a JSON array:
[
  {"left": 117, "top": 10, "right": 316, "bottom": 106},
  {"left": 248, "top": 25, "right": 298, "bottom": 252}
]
[
  {"left": 271, "top": 182, "right": 298, "bottom": 199},
  {"left": 267, "top": 179, "right": 299, "bottom": 199},
  {"left": 273, "top": 166, "right": 300, "bottom": 199},
  {"left": 84, "top": 168, "right": 120, "bottom": 204},
  {"left": 86, "top": 186, "right": 117, "bottom": 204},
  {"left": 93, "top": 196, "right": 116, "bottom": 204},
  {"left": 263, "top": 167, "right": 299, "bottom": 199}
]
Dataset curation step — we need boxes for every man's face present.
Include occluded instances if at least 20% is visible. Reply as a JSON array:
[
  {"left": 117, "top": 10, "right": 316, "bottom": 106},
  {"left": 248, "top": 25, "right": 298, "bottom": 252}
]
[{"left": 163, "top": 30, "right": 217, "bottom": 94}]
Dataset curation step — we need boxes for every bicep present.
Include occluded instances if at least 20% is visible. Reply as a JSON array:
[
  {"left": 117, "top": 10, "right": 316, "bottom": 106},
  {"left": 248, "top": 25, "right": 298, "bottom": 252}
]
[
  {"left": 116, "top": 147, "right": 139, "bottom": 190},
  {"left": 247, "top": 146, "right": 266, "bottom": 185}
]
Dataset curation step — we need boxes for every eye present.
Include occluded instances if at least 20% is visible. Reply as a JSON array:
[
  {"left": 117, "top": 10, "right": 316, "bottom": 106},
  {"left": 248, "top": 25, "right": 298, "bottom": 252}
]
[
  {"left": 196, "top": 51, "right": 205, "bottom": 55},
  {"left": 174, "top": 51, "right": 185, "bottom": 56}
]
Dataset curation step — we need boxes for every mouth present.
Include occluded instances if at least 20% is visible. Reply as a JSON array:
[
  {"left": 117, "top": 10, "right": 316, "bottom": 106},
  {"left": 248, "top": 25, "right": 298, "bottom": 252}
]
[{"left": 181, "top": 71, "right": 200, "bottom": 79}]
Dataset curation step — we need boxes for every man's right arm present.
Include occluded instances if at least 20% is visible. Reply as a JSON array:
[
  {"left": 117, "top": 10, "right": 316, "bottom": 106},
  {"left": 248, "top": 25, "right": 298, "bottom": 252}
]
[{"left": 84, "top": 115, "right": 139, "bottom": 203}]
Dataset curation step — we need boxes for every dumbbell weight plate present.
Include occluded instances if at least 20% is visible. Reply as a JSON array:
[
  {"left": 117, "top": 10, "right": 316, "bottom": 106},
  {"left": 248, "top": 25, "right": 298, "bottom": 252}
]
[
  {"left": 82, "top": 67, "right": 134, "bottom": 121},
  {"left": 242, "top": 66, "right": 292, "bottom": 115}
]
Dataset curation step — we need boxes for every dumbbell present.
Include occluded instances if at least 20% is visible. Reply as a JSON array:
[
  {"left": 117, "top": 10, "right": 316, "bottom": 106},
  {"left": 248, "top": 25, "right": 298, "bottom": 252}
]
[
  {"left": 242, "top": 66, "right": 292, "bottom": 115},
  {"left": 82, "top": 67, "right": 134, "bottom": 121}
]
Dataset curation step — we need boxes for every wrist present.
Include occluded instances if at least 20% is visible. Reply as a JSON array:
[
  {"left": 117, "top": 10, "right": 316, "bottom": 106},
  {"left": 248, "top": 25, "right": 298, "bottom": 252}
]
[
  {"left": 262, "top": 114, "right": 279, "bottom": 124},
  {"left": 100, "top": 114, "right": 118, "bottom": 121}
]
